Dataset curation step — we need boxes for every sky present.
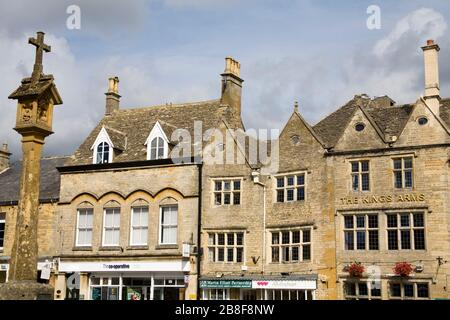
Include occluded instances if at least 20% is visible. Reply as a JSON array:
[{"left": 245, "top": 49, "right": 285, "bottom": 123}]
[{"left": 0, "top": 0, "right": 449, "bottom": 159}]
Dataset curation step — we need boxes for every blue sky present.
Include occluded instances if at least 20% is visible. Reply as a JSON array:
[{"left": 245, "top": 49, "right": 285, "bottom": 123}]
[{"left": 0, "top": 0, "right": 449, "bottom": 158}]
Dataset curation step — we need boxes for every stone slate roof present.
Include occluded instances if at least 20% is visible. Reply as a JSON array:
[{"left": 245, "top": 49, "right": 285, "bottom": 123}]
[
  {"left": 0, "top": 156, "right": 68, "bottom": 204},
  {"left": 67, "top": 100, "right": 242, "bottom": 166},
  {"left": 441, "top": 98, "right": 450, "bottom": 126},
  {"left": 312, "top": 96, "right": 450, "bottom": 148}
]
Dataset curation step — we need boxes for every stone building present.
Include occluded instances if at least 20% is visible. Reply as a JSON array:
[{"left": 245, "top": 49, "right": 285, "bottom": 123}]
[
  {"left": 1, "top": 40, "right": 448, "bottom": 300},
  {"left": 0, "top": 147, "right": 67, "bottom": 286}
]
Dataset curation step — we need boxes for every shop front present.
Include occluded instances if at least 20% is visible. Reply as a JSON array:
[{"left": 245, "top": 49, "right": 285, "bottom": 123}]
[
  {"left": 200, "top": 275, "right": 317, "bottom": 300},
  {"left": 58, "top": 259, "right": 191, "bottom": 300}
]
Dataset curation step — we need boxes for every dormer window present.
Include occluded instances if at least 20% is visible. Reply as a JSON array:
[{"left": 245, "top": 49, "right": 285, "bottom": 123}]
[
  {"left": 91, "top": 126, "right": 114, "bottom": 164},
  {"left": 145, "top": 121, "right": 169, "bottom": 160},
  {"left": 96, "top": 142, "right": 110, "bottom": 164},
  {"left": 150, "top": 137, "right": 165, "bottom": 160}
]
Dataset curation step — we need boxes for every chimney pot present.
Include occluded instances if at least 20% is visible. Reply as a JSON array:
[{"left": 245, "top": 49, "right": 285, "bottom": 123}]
[
  {"left": 221, "top": 57, "right": 243, "bottom": 117},
  {"left": 105, "top": 76, "right": 121, "bottom": 115},
  {"left": 427, "top": 39, "right": 434, "bottom": 46}
]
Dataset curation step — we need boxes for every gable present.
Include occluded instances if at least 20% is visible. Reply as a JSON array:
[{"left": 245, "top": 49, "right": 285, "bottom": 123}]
[
  {"left": 394, "top": 100, "right": 450, "bottom": 147},
  {"left": 278, "top": 111, "right": 325, "bottom": 172},
  {"left": 334, "top": 107, "right": 386, "bottom": 151}
]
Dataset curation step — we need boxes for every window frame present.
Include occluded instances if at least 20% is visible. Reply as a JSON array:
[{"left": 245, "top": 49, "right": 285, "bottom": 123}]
[
  {"left": 91, "top": 127, "right": 114, "bottom": 164},
  {"left": 274, "top": 172, "right": 307, "bottom": 203},
  {"left": 392, "top": 156, "right": 414, "bottom": 189},
  {"left": 388, "top": 281, "right": 430, "bottom": 300},
  {"left": 212, "top": 178, "right": 243, "bottom": 206},
  {"left": 0, "top": 212, "right": 5, "bottom": 251},
  {"left": 102, "top": 207, "right": 121, "bottom": 247},
  {"left": 208, "top": 231, "right": 245, "bottom": 264},
  {"left": 269, "top": 227, "right": 312, "bottom": 263},
  {"left": 159, "top": 205, "right": 178, "bottom": 245},
  {"left": 343, "top": 214, "right": 379, "bottom": 251},
  {"left": 75, "top": 208, "right": 94, "bottom": 247},
  {"left": 129, "top": 206, "right": 149, "bottom": 246},
  {"left": 146, "top": 121, "right": 169, "bottom": 160},
  {"left": 350, "top": 160, "right": 370, "bottom": 192},
  {"left": 343, "top": 280, "right": 382, "bottom": 300},
  {"left": 386, "top": 212, "right": 426, "bottom": 251}
]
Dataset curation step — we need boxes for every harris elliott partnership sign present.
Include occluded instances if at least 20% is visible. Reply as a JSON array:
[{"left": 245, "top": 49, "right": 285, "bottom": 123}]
[{"left": 340, "top": 193, "right": 425, "bottom": 205}]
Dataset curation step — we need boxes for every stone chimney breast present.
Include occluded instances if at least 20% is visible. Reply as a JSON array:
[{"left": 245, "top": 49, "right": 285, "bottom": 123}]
[{"left": 105, "top": 76, "right": 121, "bottom": 115}]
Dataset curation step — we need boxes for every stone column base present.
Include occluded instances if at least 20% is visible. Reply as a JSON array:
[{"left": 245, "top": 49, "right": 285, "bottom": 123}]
[{"left": 0, "top": 281, "right": 54, "bottom": 300}]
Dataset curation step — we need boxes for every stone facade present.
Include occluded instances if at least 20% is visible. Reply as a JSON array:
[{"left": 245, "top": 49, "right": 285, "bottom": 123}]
[{"left": 1, "top": 41, "right": 449, "bottom": 300}]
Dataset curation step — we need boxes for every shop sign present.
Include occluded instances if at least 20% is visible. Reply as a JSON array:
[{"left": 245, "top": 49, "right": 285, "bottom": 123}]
[
  {"left": 252, "top": 280, "right": 316, "bottom": 290},
  {"left": 200, "top": 280, "right": 252, "bottom": 289}
]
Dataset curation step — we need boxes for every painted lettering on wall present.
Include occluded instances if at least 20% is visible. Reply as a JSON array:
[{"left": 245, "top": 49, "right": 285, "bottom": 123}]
[{"left": 340, "top": 194, "right": 425, "bottom": 205}]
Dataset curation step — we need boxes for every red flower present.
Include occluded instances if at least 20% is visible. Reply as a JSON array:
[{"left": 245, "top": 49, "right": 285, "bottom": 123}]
[
  {"left": 394, "top": 262, "right": 413, "bottom": 277},
  {"left": 348, "top": 262, "right": 365, "bottom": 278}
]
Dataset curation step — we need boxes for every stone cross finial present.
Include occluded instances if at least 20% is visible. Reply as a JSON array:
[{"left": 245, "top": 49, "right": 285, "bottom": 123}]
[
  {"left": 29, "top": 31, "right": 51, "bottom": 83},
  {"left": 294, "top": 100, "right": 299, "bottom": 112}
]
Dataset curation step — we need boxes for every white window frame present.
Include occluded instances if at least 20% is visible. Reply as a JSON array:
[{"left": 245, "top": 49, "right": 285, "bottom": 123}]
[
  {"left": 202, "top": 289, "right": 230, "bottom": 300},
  {"left": 0, "top": 213, "right": 5, "bottom": 251},
  {"left": 274, "top": 172, "right": 306, "bottom": 203},
  {"left": 75, "top": 208, "right": 94, "bottom": 247},
  {"left": 91, "top": 126, "right": 114, "bottom": 164},
  {"left": 212, "top": 178, "right": 242, "bottom": 206},
  {"left": 130, "top": 206, "right": 149, "bottom": 246},
  {"left": 159, "top": 205, "right": 178, "bottom": 245},
  {"left": 145, "top": 121, "right": 169, "bottom": 160},
  {"left": 102, "top": 207, "right": 121, "bottom": 247}
]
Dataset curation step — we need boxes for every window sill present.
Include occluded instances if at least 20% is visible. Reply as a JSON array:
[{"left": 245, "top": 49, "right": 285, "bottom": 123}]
[
  {"left": 126, "top": 245, "right": 149, "bottom": 250},
  {"left": 99, "top": 246, "right": 123, "bottom": 251},
  {"left": 155, "top": 244, "right": 178, "bottom": 250},
  {"left": 72, "top": 246, "right": 93, "bottom": 251}
]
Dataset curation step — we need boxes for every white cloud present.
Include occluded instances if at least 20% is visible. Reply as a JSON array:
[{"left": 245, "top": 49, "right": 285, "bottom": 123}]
[{"left": 374, "top": 8, "right": 447, "bottom": 57}]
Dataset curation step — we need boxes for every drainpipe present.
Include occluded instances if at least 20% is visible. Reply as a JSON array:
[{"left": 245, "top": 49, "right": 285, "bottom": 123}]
[
  {"left": 196, "top": 161, "right": 203, "bottom": 300},
  {"left": 252, "top": 170, "right": 266, "bottom": 274}
]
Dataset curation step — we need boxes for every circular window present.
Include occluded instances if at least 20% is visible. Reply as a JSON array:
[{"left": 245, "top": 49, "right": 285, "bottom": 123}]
[
  {"left": 418, "top": 117, "right": 428, "bottom": 126},
  {"left": 355, "top": 123, "right": 365, "bottom": 132},
  {"left": 291, "top": 135, "right": 300, "bottom": 145}
]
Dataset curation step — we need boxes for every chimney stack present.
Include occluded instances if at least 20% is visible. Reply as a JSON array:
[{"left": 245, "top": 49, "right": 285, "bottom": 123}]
[
  {"left": 105, "top": 76, "right": 121, "bottom": 115},
  {"left": 421, "top": 39, "right": 441, "bottom": 114},
  {"left": 0, "top": 143, "right": 11, "bottom": 172},
  {"left": 221, "top": 57, "right": 244, "bottom": 116}
]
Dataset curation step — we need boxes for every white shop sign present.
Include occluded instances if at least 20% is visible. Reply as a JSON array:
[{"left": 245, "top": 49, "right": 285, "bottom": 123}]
[
  {"left": 252, "top": 280, "right": 316, "bottom": 290},
  {"left": 58, "top": 260, "right": 190, "bottom": 273},
  {"left": 1, "top": 263, "right": 47, "bottom": 271}
]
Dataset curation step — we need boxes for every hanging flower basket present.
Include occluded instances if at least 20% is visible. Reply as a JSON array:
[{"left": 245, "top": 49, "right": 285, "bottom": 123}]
[
  {"left": 393, "top": 262, "right": 413, "bottom": 277},
  {"left": 348, "top": 262, "right": 365, "bottom": 278}
]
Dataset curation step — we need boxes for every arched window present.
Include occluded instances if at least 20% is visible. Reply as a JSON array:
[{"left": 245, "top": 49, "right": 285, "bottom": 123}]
[
  {"left": 150, "top": 137, "right": 165, "bottom": 160},
  {"left": 96, "top": 142, "right": 110, "bottom": 164}
]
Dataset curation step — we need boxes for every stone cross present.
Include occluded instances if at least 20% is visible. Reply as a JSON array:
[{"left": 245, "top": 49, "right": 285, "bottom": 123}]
[{"left": 29, "top": 31, "right": 51, "bottom": 83}]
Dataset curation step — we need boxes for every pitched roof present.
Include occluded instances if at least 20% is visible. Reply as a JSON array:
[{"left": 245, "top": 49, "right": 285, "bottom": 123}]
[
  {"left": 312, "top": 95, "right": 450, "bottom": 148},
  {"left": 440, "top": 98, "right": 450, "bottom": 128},
  {"left": 0, "top": 156, "right": 68, "bottom": 204},
  {"left": 67, "top": 100, "right": 240, "bottom": 165}
]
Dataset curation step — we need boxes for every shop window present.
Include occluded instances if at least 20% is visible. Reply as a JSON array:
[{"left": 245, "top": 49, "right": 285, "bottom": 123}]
[{"left": 90, "top": 277, "right": 120, "bottom": 300}]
